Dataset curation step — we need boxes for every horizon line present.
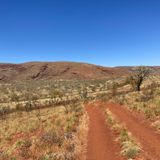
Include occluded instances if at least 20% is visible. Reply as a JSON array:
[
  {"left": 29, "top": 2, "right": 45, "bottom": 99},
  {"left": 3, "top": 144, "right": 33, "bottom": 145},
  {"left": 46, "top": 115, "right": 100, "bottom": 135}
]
[{"left": 0, "top": 60, "right": 159, "bottom": 68}]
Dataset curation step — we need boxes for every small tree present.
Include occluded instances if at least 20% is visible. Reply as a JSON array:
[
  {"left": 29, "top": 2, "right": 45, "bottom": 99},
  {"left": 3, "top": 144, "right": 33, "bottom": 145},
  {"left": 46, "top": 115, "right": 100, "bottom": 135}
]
[{"left": 128, "top": 66, "right": 150, "bottom": 91}]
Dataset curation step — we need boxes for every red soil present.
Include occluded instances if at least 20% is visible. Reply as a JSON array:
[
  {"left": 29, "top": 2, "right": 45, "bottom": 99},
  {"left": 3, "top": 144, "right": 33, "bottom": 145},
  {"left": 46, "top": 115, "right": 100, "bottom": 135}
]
[
  {"left": 107, "top": 103, "right": 160, "bottom": 160},
  {"left": 86, "top": 103, "right": 126, "bottom": 160}
]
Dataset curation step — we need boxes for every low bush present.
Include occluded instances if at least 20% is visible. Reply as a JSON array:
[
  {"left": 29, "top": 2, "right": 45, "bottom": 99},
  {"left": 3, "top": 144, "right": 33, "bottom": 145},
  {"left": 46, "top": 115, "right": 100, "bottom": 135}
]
[
  {"left": 40, "top": 131, "right": 63, "bottom": 147},
  {"left": 105, "top": 109, "right": 141, "bottom": 159}
]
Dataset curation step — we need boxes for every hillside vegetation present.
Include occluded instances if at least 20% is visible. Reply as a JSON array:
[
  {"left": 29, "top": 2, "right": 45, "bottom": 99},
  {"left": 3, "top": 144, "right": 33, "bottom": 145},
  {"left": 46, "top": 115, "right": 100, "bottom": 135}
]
[{"left": 1, "top": 62, "right": 160, "bottom": 82}]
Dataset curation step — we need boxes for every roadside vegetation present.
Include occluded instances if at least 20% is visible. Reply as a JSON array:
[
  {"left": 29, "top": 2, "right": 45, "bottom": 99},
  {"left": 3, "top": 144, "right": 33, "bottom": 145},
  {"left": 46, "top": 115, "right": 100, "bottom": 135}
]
[
  {"left": 104, "top": 108, "right": 141, "bottom": 159},
  {"left": 0, "top": 102, "right": 88, "bottom": 160},
  {"left": 1, "top": 66, "right": 160, "bottom": 159},
  {"left": 0, "top": 78, "right": 114, "bottom": 160},
  {"left": 106, "top": 68, "right": 160, "bottom": 131}
]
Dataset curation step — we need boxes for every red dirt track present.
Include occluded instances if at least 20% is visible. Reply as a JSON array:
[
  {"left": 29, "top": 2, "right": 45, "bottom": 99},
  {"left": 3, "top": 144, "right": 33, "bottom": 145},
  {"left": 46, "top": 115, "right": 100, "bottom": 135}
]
[
  {"left": 107, "top": 103, "right": 160, "bottom": 160},
  {"left": 86, "top": 104, "right": 125, "bottom": 160}
]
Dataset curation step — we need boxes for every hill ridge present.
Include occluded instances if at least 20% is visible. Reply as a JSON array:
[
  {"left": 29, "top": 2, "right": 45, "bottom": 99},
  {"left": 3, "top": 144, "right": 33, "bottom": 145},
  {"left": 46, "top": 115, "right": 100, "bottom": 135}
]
[{"left": 0, "top": 61, "right": 159, "bottom": 82}]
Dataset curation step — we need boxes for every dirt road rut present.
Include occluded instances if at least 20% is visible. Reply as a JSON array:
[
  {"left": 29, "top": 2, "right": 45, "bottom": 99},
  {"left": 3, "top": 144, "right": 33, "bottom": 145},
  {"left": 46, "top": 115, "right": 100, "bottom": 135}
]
[
  {"left": 107, "top": 103, "right": 160, "bottom": 160},
  {"left": 86, "top": 104, "right": 125, "bottom": 160}
]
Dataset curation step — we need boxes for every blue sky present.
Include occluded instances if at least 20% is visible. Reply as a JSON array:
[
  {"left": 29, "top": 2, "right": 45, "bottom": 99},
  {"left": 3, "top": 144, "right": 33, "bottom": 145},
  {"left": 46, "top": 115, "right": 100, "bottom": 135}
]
[{"left": 0, "top": 0, "right": 160, "bottom": 66}]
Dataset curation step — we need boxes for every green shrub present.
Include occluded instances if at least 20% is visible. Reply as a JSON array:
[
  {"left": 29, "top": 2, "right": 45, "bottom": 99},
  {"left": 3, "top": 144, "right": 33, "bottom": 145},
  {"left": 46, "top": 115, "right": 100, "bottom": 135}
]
[
  {"left": 120, "top": 129, "right": 130, "bottom": 142},
  {"left": 121, "top": 141, "right": 140, "bottom": 159},
  {"left": 144, "top": 109, "right": 155, "bottom": 119},
  {"left": 11, "top": 158, "right": 17, "bottom": 160}
]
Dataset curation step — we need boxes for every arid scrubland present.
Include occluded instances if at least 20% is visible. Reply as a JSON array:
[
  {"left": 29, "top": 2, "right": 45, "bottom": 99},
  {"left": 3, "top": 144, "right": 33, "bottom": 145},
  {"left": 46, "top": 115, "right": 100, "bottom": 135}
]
[{"left": 1, "top": 66, "right": 160, "bottom": 159}]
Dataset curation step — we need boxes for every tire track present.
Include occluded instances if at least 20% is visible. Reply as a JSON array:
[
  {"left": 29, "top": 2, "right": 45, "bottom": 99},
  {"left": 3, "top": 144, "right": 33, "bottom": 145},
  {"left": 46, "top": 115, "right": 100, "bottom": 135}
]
[
  {"left": 86, "top": 104, "right": 125, "bottom": 160},
  {"left": 107, "top": 103, "right": 160, "bottom": 160}
]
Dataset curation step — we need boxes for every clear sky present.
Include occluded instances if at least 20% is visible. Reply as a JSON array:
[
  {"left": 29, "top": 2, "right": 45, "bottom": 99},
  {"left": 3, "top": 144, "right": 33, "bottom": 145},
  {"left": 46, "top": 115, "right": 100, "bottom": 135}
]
[{"left": 0, "top": 0, "right": 160, "bottom": 66}]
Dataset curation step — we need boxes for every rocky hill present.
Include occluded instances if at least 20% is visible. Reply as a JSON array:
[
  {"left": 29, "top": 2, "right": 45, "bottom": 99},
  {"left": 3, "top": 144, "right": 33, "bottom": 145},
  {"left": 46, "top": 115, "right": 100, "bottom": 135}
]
[{"left": 0, "top": 62, "right": 159, "bottom": 82}]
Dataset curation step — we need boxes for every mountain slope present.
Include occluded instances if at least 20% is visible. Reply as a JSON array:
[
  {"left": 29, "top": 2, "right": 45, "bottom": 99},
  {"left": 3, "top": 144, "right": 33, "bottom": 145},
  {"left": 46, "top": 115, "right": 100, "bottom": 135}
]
[{"left": 0, "top": 62, "right": 159, "bottom": 82}]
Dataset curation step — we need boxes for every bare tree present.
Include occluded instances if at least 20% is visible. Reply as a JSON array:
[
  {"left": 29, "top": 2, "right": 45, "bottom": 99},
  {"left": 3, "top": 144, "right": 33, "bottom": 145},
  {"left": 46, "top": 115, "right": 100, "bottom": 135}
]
[{"left": 129, "top": 66, "right": 151, "bottom": 91}]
